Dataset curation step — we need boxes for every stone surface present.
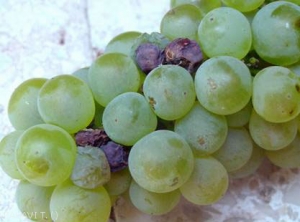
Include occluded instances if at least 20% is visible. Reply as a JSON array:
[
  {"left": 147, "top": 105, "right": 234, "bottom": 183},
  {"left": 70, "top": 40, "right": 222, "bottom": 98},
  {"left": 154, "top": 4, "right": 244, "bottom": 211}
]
[{"left": 1, "top": 1, "right": 300, "bottom": 222}]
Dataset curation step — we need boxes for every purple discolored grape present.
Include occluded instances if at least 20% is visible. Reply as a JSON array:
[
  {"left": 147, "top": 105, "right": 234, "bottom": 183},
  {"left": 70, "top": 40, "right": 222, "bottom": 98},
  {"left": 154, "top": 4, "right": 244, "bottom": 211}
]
[
  {"left": 75, "top": 128, "right": 129, "bottom": 172},
  {"left": 163, "top": 38, "right": 203, "bottom": 74},
  {"left": 75, "top": 128, "right": 110, "bottom": 147},
  {"left": 135, "top": 43, "right": 164, "bottom": 74},
  {"left": 100, "top": 141, "right": 129, "bottom": 172}
]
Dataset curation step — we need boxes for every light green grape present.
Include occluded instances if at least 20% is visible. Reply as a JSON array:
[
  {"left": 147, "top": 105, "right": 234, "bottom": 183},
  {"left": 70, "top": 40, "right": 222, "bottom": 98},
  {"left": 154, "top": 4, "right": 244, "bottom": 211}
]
[
  {"left": 50, "top": 179, "right": 111, "bottom": 222},
  {"left": 226, "top": 101, "right": 252, "bottom": 127},
  {"left": 16, "top": 180, "right": 55, "bottom": 222},
  {"left": 0, "top": 130, "right": 25, "bottom": 179},
  {"left": 15, "top": 124, "right": 77, "bottom": 186},
  {"left": 283, "top": 0, "right": 300, "bottom": 5},
  {"left": 266, "top": 133, "right": 300, "bottom": 168},
  {"left": 38, "top": 74, "right": 95, "bottom": 134},
  {"left": 102, "top": 92, "right": 157, "bottom": 146},
  {"left": 72, "top": 67, "right": 90, "bottom": 84},
  {"left": 249, "top": 109, "right": 298, "bottom": 150},
  {"left": 180, "top": 156, "right": 228, "bottom": 205},
  {"left": 71, "top": 146, "right": 110, "bottom": 189},
  {"left": 213, "top": 127, "right": 253, "bottom": 172},
  {"left": 229, "top": 142, "right": 265, "bottom": 179},
  {"left": 160, "top": 4, "right": 204, "bottom": 41},
  {"left": 143, "top": 65, "right": 196, "bottom": 120},
  {"left": 174, "top": 101, "right": 228, "bottom": 156},
  {"left": 104, "top": 167, "right": 132, "bottom": 196},
  {"left": 88, "top": 53, "right": 140, "bottom": 107},
  {"left": 105, "top": 31, "right": 142, "bottom": 55},
  {"left": 170, "top": 0, "right": 222, "bottom": 15},
  {"left": 221, "top": 0, "right": 265, "bottom": 12},
  {"left": 8, "top": 78, "right": 47, "bottom": 130},
  {"left": 129, "top": 180, "right": 181, "bottom": 215},
  {"left": 252, "top": 66, "right": 300, "bottom": 123},
  {"left": 287, "top": 60, "right": 300, "bottom": 76},
  {"left": 197, "top": 7, "right": 252, "bottom": 59},
  {"left": 93, "top": 102, "right": 105, "bottom": 128},
  {"left": 251, "top": 1, "right": 300, "bottom": 66},
  {"left": 194, "top": 56, "right": 252, "bottom": 115},
  {"left": 129, "top": 130, "right": 194, "bottom": 193}
]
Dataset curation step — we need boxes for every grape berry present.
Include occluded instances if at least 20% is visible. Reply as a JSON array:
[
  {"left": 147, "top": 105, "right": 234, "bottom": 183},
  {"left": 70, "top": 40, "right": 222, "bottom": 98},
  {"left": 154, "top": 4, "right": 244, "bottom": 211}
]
[{"left": 1, "top": 1, "right": 300, "bottom": 222}]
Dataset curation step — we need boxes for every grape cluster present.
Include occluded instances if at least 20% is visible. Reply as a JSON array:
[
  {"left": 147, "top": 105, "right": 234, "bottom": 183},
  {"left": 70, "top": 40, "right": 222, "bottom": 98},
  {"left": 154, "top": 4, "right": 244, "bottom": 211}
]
[{"left": 1, "top": 1, "right": 300, "bottom": 221}]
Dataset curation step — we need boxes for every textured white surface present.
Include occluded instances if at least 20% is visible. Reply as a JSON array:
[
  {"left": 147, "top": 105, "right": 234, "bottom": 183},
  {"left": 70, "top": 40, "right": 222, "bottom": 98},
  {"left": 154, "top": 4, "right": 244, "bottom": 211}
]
[{"left": 1, "top": 1, "right": 300, "bottom": 222}]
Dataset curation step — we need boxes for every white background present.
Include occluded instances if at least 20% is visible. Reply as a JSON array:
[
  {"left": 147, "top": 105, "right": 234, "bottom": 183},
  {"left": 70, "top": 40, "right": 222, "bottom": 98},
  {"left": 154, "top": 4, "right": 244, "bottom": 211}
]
[{"left": 1, "top": 1, "right": 300, "bottom": 222}]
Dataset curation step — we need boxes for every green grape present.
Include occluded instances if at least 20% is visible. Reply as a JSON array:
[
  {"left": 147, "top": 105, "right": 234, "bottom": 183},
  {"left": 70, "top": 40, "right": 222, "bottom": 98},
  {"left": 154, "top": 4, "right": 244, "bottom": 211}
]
[
  {"left": 93, "top": 101, "right": 105, "bottom": 128},
  {"left": 213, "top": 127, "right": 253, "bottom": 172},
  {"left": 174, "top": 101, "right": 228, "bottom": 156},
  {"left": 283, "top": 0, "right": 300, "bottom": 5},
  {"left": 71, "top": 146, "right": 110, "bottom": 189},
  {"left": 221, "top": 0, "right": 265, "bottom": 12},
  {"left": 226, "top": 101, "right": 252, "bottom": 127},
  {"left": 15, "top": 124, "right": 77, "bottom": 186},
  {"left": 16, "top": 180, "right": 55, "bottom": 222},
  {"left": 194, "top": 56, "right": 252, "bottom": 115},
  {"left": 229, "top": 142, "right": 265, "bottom": 179},
  {"left": 249, "top": 109, "right": 298, "bottom": 150},
  {"left": 143, "top": 65, "right": 196, "bottom": 120},
  {"left": 266, "top": 133, "right": 300, "bottom": 168},
  {"left": 0, "top": 130, "right": 25, "bottom": 179},
  {"left": 129, "top": 180, "right": 181, "bottom": 215},
  {"left": 104, "top": 167, "right": 132, "bottom": 196},
  {"left": 88, "top": 53, "right": 140, "bottom": 107},
  {"left": 72, "top": 67, "right": 90, "bottom": 84},
  {"left": 252, "top": 66, "right": 300, "bottom": 123},
  {"left": 251, "top": 1, "right": 300, "bottom": 66},
  {"left": 129, "top": 130, "right": 194, "bottom": 193},
  {"left": 105, "top": 31, "right": 142, "bottom": 55},
  {"left": 50, "top": 179, "right": 111, "bottom": 222},
  {"left": 170, "top": 0, "right": 222, "bottom": 15},
  {"left": 102, "top": 92, "right": 157, "bottom": 146},
  {"left": 160, "top": 4, "right": 204, "bottom": 41},
  {"left": 287, "top": 60, "right": 300, "bottom": 76},
  {"left": 197, "top": 7, "right": 252, "bottom": 59},
  {"left": 180, "top": 156, "right": 228, "bottom": 205},
  {"left": 8, "top": 78, "right": 47, "bottom": 130},
  {"left": 38, "top": 74, "right": 95, "bottom": 134}
]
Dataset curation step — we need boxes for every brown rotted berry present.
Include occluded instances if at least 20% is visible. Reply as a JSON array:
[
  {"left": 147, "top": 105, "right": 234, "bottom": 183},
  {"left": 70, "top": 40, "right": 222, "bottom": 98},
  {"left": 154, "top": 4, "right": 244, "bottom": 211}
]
[{"left": 163, "top": 38, "right": 203, "bottom": 74}]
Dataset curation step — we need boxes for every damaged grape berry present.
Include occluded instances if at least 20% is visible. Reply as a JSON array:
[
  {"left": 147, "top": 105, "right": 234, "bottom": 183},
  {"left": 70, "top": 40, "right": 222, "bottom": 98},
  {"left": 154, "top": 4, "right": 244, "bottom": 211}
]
[
  {"left": 135, "top": 43, "right": 164, "bottom": 74},
  {"left": 75, "top": 128, "right": 129, "bottom": 172},
  {"left": 163, "top": 38, "right": 203, "bottom": 74}
]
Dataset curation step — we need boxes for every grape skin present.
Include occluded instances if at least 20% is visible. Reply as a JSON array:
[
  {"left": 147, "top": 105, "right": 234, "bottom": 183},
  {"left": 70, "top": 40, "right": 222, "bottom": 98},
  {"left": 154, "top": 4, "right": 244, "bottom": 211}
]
[
  {"left": 143, "top": 65, "right": 196, "bottom": 121},
  {"left": 50, "top": 180, "right": 111, "bottom": 222},
  {"left": 8, "top": 78, "right": 47, "bottom": 130},
  {"left": 38, "top": 74, "right": 95, "bottom": 134},
  {"left": 129, "top": 180, "right": 181, "bottom": 215},
  {"left": 102, "top": 92, "right": 157, "bottom": 146},
  {"left": 128, "top": 130, "right": 194, "bottom": 193},
  {"left": 180, "top": 156, "right": 229, "bottom": 205},
  {"left": 15, "top": 124, "right": 77, "bottom": 186}
]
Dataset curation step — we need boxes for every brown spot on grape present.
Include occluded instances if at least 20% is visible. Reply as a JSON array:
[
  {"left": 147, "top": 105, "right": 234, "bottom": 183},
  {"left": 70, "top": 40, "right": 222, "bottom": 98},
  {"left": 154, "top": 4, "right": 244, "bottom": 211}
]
[
  {"left": 198, "top": 137, "right": 205, "bottom": 145},
  {"left": 171, "top": 177, "right": 179, "bottom": 186},
  {"left": 148, "top": 97, "right": 156, "bottom": 110}
]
